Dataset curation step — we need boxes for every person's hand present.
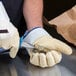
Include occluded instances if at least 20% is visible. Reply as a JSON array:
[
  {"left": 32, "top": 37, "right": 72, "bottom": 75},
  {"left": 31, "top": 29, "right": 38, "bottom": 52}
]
[
  {"left": 0, "top": 20, "right": 19, "bottom": 58},
  {"left": 21, "top": 27, "right": 72, "bottom": 68}
]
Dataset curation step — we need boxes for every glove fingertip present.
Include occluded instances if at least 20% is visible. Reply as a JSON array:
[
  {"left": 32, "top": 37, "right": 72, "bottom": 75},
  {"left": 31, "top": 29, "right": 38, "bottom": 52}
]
[
  {"left": 9, "top": 47, "right": 18, "bottom": 58},
  {"left": 67, "top": 49, "right": 72, "bottom": 55}
]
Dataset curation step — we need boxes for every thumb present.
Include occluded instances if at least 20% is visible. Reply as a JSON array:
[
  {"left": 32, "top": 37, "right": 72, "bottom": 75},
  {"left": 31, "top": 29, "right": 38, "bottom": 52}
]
[
  {"left": 9, "top": 47, "right": 19, "bottom": 58},
  {"left": 53, "top": 38, "right": 72, "bottom": 55}
]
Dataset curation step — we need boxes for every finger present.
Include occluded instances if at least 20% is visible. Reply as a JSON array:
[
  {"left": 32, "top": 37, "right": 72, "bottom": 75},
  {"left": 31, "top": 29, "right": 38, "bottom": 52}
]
[
  {"left": 39, "top": 53, "right": 47, "bottom": 68},
  {"left": 9, "top": 46, "right": 19, "bottom": 58},
  {"left": 46, "top": 52, "right": 55, "bottom": 67},
  {"left": 53, "top": 39, "right": 72, "bottom": 55},
  {"left": 9, "top": 32, "right": 19, "bottom": 58},
  {"left": 51, "top": 50, "right": 62, "bottom": 64},
  {"left": 30, "top": 53, "right": 39, "bottom": 66}
]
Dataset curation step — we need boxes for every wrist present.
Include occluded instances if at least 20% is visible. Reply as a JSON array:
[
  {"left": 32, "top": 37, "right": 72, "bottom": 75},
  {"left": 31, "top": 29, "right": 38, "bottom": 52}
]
[{"left": 27, "top": 24, "right": 43, "bottom": 31}]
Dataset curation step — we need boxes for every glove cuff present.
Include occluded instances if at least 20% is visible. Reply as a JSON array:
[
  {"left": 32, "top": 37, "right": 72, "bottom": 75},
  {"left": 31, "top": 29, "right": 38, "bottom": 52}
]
[{"left": 21, "top": 27, "right": 50, "bottom": 45}]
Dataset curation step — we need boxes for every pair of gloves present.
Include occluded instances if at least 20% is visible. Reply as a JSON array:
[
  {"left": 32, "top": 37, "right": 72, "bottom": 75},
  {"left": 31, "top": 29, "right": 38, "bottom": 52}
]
[{"left": 0, "top": 1, "right": 72, "bottom": 68}]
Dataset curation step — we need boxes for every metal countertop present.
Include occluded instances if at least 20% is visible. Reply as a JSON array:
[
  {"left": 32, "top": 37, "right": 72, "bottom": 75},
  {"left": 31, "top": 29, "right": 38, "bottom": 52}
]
[{"left": 0, "top": 47, "right": 76, "bottom": 76}]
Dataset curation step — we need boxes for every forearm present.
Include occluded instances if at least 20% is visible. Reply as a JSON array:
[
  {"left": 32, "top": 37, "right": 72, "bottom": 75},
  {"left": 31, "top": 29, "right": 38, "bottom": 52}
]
[{"left": 23, "top": 0, "right": 43, "bottom": 30}]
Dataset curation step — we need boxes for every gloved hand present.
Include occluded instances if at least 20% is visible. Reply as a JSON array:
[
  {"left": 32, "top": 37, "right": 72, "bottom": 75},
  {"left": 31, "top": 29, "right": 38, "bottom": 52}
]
[
  {"left": 21, "top": 27, "right": 72, "bottom": 68},
  {"left": 0, "top": 2, "right": 19, "bottom": 58},
  {"left": 0, "top": 20, "right": 20, "bottom": 58}
]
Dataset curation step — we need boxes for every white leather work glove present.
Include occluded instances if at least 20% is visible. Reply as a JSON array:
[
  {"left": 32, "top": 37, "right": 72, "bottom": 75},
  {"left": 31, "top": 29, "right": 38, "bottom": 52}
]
[
  {"left": 0, "top": 2, "right": 19, "bottom": 58},
  {"left": 49, "top": 5, "right": 76, "bottom": 46},
  {"left": 0, "top": 20, "right": 19, "bottom": 58},
  {"left": 21, "top": 27, "right": 72, "bottom": 68}
]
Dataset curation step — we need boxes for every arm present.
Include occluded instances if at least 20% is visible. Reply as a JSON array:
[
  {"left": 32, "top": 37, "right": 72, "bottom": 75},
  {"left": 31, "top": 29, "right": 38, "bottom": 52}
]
[{"left": 23, "top": 0, "right": 43, "bottom": 30}]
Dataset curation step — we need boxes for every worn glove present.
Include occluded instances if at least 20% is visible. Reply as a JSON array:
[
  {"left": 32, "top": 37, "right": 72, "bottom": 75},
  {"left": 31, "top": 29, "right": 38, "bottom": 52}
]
[
  {"left": 0, "top": 2, "right": 19, "bottom": 58},
  {"left": 21, "top": 27, "right": 72, "bottom": 68},
  {"left": 0, "top": 20, "right": 19, "bottom": 58},
  {"left": 49, "top": 5, "right": 76, "bottom": 46}
]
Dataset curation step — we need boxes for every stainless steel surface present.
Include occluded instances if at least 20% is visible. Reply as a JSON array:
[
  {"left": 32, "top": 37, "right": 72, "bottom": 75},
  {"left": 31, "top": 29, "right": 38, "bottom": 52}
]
[{"left": 0, "top": 47, "right": 76, "bottom": 76}]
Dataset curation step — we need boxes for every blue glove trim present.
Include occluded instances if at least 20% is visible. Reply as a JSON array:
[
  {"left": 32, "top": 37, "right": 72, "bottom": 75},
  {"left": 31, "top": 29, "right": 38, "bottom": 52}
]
[{"left": 20, "top": 31, "right": 28, "bottom": 47}]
